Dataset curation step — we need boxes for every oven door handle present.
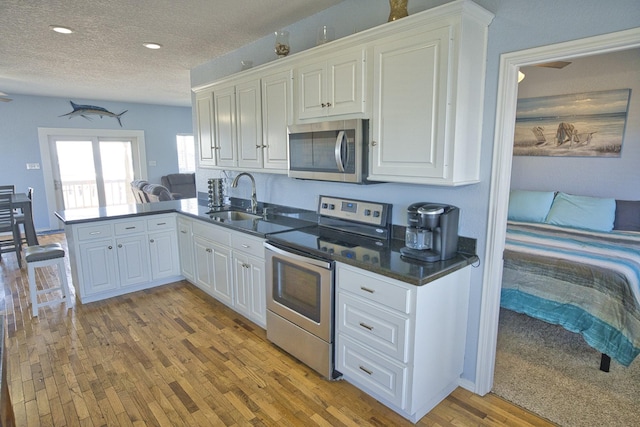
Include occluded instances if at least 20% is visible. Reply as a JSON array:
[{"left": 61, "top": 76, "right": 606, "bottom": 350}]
[{"left": 264, "top": 242, "right": 333, "bottom": 270}]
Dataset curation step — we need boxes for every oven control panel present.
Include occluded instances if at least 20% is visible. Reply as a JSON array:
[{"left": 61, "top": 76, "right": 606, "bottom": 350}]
[{"left": 318, "top": 195, "right": 390, "bottom": 226}]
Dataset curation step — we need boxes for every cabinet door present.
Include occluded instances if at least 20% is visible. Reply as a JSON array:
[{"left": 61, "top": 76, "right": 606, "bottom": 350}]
[
  {"left": 247, "top": 254, "right": 266, "bottom": 327},
  {"left": 370, "top": 27, "right": 451, "bottom": 181},
  {"left": 232, "top": 252, "right": 266, "bottom": 327},
  {"left": 177, "top": 217, "right": 195, "bottom": 282},
  {"left": 213, "top": 85, "right": 237, "bottom": 167},
  {"left": 210, "top": 241, "right": 233, "bottom": 307},
  {"left": 236, "top": 79, "right": 263, "bottom": 169},
  {"left": 116, "top": 235, "right": 150, "bottom": 287},
  {"left": 297, "top": 62, "right": 326, "bottom": 120},
  {"left": 193, "top": 236, "right": 215, "bottom": 293},
  {"left": 261, "top": 69, "right": 292, "bottom": 171},
  {"left": 79, "top": 240, "right": 119, "bottom": 295},
  {"left": 327, "top": 49, "right": 365, "bottom": 117},
  {"left": 196, "top": 91, "right": 216, "bottom": 167},
  {"left": 149, "top": 231, "right": 180, "bottom": 280}
]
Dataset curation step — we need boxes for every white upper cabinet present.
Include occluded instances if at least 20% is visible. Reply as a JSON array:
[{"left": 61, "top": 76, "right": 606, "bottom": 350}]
[
  {"left": 196, "top": 90, "right": 216, "bottom": 168},
  {"left": 236, "top": 79, "right": 263, "bottom": 169},
  {"left": 368, "top": 2, "right": 493, "bottom": 185},
  {"left": 192, "top": 0, "right": 493, "bottom": 184},
  {"left": 295, "top": 47, "right": 366, "bottom": 121},
  {"left": 212, "top": 83, "right": 238, "bottom": 167},
  {"left": 261, "top": 69, "right": 293, "bottom": 171}
]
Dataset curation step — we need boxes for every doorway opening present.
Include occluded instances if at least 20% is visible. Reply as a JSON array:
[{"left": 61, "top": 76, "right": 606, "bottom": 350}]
[
  {"left": 51, "top": 137, "right": 137, "bottom": 209},
  {"left": 475, "top": 27, "right": 640, "bottom": 395}
]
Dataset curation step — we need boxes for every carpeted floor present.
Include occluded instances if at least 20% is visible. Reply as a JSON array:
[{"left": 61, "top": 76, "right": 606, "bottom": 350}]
[{"left": 493, "top": 308, "right": 640, "bottom": 427}]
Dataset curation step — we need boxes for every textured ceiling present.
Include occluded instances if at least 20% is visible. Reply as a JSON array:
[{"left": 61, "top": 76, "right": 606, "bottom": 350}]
[{"left": 0, "top": 0, "right": 342, "bottom": 107}]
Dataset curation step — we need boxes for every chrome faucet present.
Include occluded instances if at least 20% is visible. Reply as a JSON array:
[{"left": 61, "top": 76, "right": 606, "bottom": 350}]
[{"left": 231, "top": 172, "right": 257, "bottom": 214}]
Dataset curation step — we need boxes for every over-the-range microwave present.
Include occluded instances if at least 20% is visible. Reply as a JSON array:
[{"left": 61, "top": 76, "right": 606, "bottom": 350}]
[{"left": 287, "top": 119, "right": 374, "bottom": 184}]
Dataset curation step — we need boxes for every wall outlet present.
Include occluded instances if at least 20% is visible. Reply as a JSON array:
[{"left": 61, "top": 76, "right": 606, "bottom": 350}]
[
  {"left": 148, "top": 160, "right": 157, "bottom": 167},
  {"left": 26, "top": 163, "right": 40, "bottom": 170}
]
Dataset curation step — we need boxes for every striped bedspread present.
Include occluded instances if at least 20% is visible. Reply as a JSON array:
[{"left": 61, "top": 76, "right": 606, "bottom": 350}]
[{"left": 501, "top": 221, "right": 640, "bottom": 366}]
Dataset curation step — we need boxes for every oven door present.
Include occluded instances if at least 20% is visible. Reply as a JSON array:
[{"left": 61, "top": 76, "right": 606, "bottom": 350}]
[{"left": 265, "top": 241, "right": 334, "bottom": 342}]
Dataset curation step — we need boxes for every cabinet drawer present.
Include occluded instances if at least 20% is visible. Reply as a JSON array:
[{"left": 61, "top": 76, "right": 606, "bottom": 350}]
[
  {"left": 76, "top": 223, "right": 113, "bottom": 241},
  {"left": 192, "top": 221, "right": 232, "bottom": 246},
  {"left": 147, "top": 215, "right": 176, "bottom": 231},
  {"left": 337, "top": 334, "right": 407, "bottom": 409},
  {"left": 232, "top": 233, "right": 265, "bottom": 259},
  {"left": 338, "top": 265, "right": 412, "bottom": 314},
  {"left": 338, "top": 292, "right": 410, "bottom": 362},
  {"left": 114, "top": 219, "right": 147, "bottom": 235}
]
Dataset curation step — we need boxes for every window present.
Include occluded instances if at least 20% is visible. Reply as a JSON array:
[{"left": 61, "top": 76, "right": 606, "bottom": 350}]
[{"left": 177, "top": 134, "right": 195, "bottom": 173}]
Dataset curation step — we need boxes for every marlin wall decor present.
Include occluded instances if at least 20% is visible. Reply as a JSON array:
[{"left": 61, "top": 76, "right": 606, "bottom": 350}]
[{"left": 60, "top": 101, "right": 128, "bottom": 127}]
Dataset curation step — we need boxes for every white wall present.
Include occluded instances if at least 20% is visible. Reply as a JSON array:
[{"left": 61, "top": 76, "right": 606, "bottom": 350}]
[
  {"left": 0, "top": 94, "right": 192, "bottom": 230},
  {"left": 511, "top": 49, "right": 640, "bottom": 199},
  {"left": 190, "top": 0, "right": 640, "bottom": 385}
]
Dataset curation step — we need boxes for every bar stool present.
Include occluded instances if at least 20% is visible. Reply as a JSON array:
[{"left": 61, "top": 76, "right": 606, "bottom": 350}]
[{"left": 25, "top": 243, "right": 74, "bottom": 317}]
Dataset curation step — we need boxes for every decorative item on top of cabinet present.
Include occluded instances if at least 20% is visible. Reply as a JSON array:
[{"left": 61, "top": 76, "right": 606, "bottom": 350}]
[
  {"left": 275, "top": 30, "right": 290, "bottom": 58},
  {"left": 388, "top": 0, "right": 409, "bottom": 21},
  {"left": 369, "top": 0, "right": 494, "bottom": 186}
]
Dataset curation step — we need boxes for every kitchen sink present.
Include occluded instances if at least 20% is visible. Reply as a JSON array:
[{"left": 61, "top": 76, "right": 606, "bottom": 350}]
[{"left": 209, "top": 210, "right": 262, "bottom": 221}]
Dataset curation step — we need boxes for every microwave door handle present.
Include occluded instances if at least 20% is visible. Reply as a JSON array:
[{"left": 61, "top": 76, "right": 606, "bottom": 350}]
[{"left": 334, "top": 130, "right": 346, "bottom": 172}]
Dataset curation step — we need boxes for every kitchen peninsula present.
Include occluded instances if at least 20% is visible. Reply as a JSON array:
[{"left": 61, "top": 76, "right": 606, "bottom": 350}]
[{"left": 56, "top": 198, "right": 477, "bottom": 302}]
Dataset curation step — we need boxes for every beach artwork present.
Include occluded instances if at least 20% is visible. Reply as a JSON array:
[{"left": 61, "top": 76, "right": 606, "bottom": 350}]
[{"left": 513, "top": 89, "right": 630, "bottom": 157}]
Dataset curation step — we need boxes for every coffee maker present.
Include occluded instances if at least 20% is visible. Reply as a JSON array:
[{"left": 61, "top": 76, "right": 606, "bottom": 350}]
[{"left": 400, "top": 203, "right": 459, "bottom": 262}]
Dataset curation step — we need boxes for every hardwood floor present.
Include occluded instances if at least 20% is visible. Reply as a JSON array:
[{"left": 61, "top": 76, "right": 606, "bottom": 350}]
[{"left": 0, "top": 233, "right": 555, "bottom": 426}]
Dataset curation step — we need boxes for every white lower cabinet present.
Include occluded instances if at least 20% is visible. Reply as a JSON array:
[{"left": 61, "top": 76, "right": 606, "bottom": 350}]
[
  {"left": 189, "top": 219, "right": 266, "bottom": 327},
  {"left": 232, "top": 233, "right": 266, "bottom": 327},
  {"left": 67, "top": 214, "right": 181, "bottom": 303},
  {"left": 336, "top": 262, "right": 471, "bottom": 423},
  {"left": 192, "top": 221, "right": 233, "bottom": 306},
  {"left": 177, "top": 216, "right": 195, "bottom": 282}
]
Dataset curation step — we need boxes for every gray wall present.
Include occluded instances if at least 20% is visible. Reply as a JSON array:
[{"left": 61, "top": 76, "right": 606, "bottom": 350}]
[
  {"left": 0, "top": 95, "right": 192, "bottom": 231},
  {"left": 191, "top": 0, "right": 640, "bottom": 385}
]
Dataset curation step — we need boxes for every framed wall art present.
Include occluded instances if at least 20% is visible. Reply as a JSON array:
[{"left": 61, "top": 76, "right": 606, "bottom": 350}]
[{"left": 513, "top": 89, "right": 630, "bottom": 157}]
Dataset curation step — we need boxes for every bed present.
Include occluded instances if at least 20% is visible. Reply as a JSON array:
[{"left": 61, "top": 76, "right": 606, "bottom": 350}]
[{"left": 501, "top": 191, "right": 640, "bottom": 369}]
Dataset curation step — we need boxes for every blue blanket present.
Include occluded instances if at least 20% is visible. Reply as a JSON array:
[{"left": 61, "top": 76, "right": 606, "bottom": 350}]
[{"left": 501, "top": 221, "right": 640, "bottom": 366}]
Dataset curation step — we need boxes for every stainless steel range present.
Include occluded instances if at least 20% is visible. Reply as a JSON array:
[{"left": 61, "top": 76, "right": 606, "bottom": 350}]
[{"left": 264, "top": 195, "right": 392, "bottom": 379}]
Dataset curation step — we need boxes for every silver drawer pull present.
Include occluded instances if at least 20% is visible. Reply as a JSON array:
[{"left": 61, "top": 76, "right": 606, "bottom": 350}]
[
  {"left": 359, "top": 366, "right": 373, "bottom": 375},
  {"left": 360, "top": 286, "right": 375, "bottom": 294},
  {"left": 180, "top": 230, "right": 187, "bottom": 234},
  {"left": 90, "top": 231, "right": 101, "bottom": 235},
  {"left": 241, "top": 244, "right": 250, "bottom": 248},
  {"left": 359, "top": 322, "right": 374, "bottom": 331},
  {"left": 156, "top": 222, "right": 166, "bottom": 225},
  {"left": 125, "top": 226, "right": 136, "bottom": 230}
]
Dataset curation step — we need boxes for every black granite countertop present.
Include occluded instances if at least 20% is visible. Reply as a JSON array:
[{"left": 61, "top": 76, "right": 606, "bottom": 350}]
[{"left": 55, "top": 198, "right": 478, "bottom": 286}]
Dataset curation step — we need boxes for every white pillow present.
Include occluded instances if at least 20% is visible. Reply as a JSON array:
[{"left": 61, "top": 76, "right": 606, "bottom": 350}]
[
  {"left": 545, "top": 192, "right": 616, "bottom": 232},
  {"left": 508, "top": 190, "right": 556, "bottom": 223}
]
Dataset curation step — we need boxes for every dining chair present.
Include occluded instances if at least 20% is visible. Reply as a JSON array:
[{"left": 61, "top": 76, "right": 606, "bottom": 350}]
[
  {"left": 0, "top": 194, "right": 22, "bottom": 268},
  {"left": 14, "top": 187, "right": 34, "bottom": 246},
  {"left": 0, "top": 185, "right": 15, "bottom": 196}
]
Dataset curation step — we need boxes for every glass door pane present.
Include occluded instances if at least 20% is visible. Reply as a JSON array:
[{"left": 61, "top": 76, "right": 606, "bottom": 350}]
[
  {"left": 55, "top": 140, "right": 98, "bottom": 209},
  {"left": 100, "top": 140, "right": 136, "bottom": 205}
]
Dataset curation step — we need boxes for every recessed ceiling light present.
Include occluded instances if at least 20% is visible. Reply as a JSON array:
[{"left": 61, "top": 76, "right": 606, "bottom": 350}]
[
  {"left": 143, "top": 43, "right": 162, "bottom": 50},
  {"left": 50, "top": 25, "right": 74, "bottom": 34}
]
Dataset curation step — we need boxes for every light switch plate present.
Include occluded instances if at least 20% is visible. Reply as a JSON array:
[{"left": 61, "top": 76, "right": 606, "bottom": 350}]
[{"left": 26, "top": 163, "right": 40, "bottom": 170}]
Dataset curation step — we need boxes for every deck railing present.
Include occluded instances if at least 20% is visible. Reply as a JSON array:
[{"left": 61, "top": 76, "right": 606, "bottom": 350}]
[{"left": 62, "top": 179, "right": 135, "bottom": 209}]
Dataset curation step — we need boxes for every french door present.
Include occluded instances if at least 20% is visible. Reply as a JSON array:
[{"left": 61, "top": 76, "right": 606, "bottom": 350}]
[{"left": 50, "top": 137, "right": 137, "bottom": 210}]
